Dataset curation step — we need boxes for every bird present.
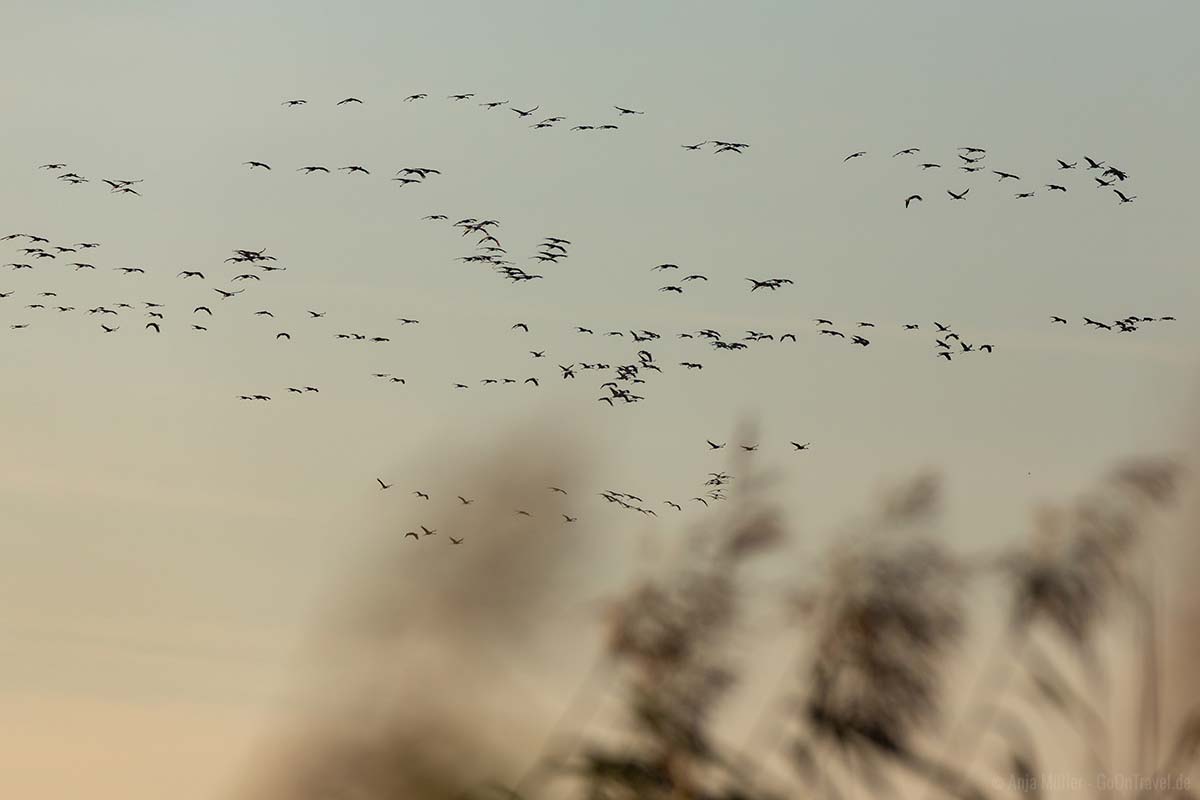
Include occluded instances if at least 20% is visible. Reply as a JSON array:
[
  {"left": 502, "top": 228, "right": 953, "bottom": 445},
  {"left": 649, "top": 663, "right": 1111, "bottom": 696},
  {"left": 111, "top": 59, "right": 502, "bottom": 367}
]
[
  {"left": 614, "top": 106, "right": 644, "bottom": 115},
  {"left": 336, "top": 97, "right": 363, "bottom": 105},
  {"left": 905, "top": 194, "right": 922, "bottom": 208},
  {"left": 145, "top": 322, "right": 160, "bottom": 333},
  {"left": 457, "top": 496, "right": 473, "bottom": 505},
  {"left": 414, "top": 491, "right": 430, "bottom": 499},
  {"left": 894, "top": 148, "right": 919, "bottom": 157},
  {"left": 844, "top": 151, "right": 866, "bottom": 161},
  {"left": 791, "top": 442, "right": 810, "bottom": 451},
  {"left": 420, "top": 525, "right": 437, "bottom": 537},
  {"left": 1051, "top": 316, "right": 1068, "bottom": 324},
  {"left": 1057, "top": 159, "right": 1077, "bottom": 170},
  {"left": 449, "top": 537, "right": 464, "bottom": 545},
  {"left": 404, "top": 531, "right": 419, "bottom": 540},
  {"left": 1114, "top": 190, "right": 1136, "bottom": 204},
  {"left": 993, "top": 171, "right": 1020, "bottom": 181},
  {"left": 340, "top": 165, "right": 370, "bottom": 174},
  {"left": 178, "top": 271, "right": 204, "bottom": 279},
  {"left": 512, "top": 322, "right": 529, "bottom": 332},
  {"left": 377, "top": 479, "right": 393, "bottom": 490},
  {"left": 511, "top": 105, "right": 539, "bottom": 117},
  {"left": 947, "top": 189, "right": 969, "bottom": 200},
  {"left": 707, "top": 440, "right": 725, "bottom": 450},
  {"left": 243, "top": 161, "right": 271, "bottom": 170},
  {"left": 1046, "top": 184, "right": 1067, "bottom": 192},
  {"left": 281, "top": 99, "right": 307, "bottom": 107}
]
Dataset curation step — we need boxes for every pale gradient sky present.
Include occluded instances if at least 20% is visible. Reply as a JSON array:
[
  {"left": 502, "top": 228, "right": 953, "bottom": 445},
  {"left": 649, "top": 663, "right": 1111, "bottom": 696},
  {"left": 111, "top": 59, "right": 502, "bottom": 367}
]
[{"left": 2, "top": 1, "right": 1199, "bottom": 797}]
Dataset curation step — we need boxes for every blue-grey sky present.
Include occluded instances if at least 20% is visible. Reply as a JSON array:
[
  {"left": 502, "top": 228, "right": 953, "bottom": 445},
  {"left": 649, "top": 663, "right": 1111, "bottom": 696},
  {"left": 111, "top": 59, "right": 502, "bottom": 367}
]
[{"left": 2, "top": 1, "right": 1199, "bottom": 797}]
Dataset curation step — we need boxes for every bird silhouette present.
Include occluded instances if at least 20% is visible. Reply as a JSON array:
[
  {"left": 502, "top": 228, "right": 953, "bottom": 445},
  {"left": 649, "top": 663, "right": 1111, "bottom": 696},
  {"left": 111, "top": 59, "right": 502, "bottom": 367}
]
[{"left": 377, "top": 479, "right": 392, "bottom": 490}]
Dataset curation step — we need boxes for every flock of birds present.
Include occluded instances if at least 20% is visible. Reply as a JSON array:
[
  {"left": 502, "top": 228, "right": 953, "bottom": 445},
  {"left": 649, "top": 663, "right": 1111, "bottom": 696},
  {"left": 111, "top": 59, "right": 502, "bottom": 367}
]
[
  {"left": 31, "top": 94, "right": 749, "bottom": 200},
  {"left": 842, "top": 147, "right": 1139, "bottom": 206},
  {"left": 374, "top": 471, "right": 742, "bottom": 545},
  {"left": 5, "top": 94, "right": 1174, "bottom": 546}
]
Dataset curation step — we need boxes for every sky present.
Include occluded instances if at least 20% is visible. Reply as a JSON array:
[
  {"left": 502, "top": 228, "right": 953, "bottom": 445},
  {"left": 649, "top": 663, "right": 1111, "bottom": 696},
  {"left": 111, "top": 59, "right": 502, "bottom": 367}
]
[{"left": 2, "top": 1, "right": 1200, "bottom": 797}]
